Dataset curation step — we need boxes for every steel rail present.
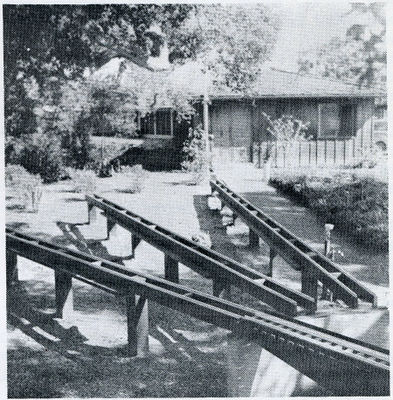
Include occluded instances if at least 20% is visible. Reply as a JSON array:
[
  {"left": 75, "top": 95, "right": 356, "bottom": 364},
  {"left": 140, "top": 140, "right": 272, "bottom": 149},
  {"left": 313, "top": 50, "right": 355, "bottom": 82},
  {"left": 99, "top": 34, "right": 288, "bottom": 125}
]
[
  {"left": 85, "top": 194, "right": 316, "bottom": 316},
  {"left": 6, "top": 228, "right": 389, "bottom": 396},
  {"left": 210, "top": 178, "right": 377, "bottom": 308}
]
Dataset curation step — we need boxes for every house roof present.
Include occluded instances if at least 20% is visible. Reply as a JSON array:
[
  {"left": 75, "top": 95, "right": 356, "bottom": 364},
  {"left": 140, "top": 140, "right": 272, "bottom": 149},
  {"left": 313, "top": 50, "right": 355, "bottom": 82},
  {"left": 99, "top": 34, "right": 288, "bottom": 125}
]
[
  {"left": 208, "top": 67, "right": 386, "bottom": 99},
  {"left": 91, "top": 58, "right": 386, "bottom": 104}
]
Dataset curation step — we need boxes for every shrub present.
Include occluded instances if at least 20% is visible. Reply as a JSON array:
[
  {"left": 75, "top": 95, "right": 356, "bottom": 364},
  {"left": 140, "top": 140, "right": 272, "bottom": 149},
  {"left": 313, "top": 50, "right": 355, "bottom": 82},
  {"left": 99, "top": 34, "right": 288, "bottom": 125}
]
[
  {"left": 270, "top": 169, "right": 388, "bottom": 251},
  {"left": 18, "top": 133, "right": 64, "bottom": 183},
  {"left": 6, "top": 164, "right": 43, "bottom": 212},
  {"left": 61, "top": 116, "right": 92, "bottom": 169},
  {"left": 181, "top": 125, "right": 209, "bottom": 185},
  {"left": 70, "top": 169, "right": 97, "bottom": 194},
  {"left": 120, "top": 165, "right": 147, "bottom": 193}
]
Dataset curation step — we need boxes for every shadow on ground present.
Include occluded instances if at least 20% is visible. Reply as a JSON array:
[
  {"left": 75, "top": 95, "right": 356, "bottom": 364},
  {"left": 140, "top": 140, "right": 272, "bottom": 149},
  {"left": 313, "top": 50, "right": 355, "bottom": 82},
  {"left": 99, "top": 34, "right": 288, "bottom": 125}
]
[{"left": 7, "top": 221, "right": 230, "bottom": 398}]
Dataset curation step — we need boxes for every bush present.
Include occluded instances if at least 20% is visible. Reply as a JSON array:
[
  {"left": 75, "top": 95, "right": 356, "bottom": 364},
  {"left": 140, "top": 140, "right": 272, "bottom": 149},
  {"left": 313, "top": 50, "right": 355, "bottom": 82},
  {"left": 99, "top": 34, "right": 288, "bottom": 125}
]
[
  {"left": 6, "top": 164, "right": 43, "bottom": 212},
  {"left": 61, "top": 117, "right": 92, "bottom": 169},
  {"left": 18, "top": 134, "right": 64, "bottom": 183},
  {"left": 270, "top": 169, "right": 388, "bottom": 251},
  {"left": 70, "top": 169, "right": 97, "bottom": 194},
  {"left": 181, "top": 125, "right": 209, "bottom": 185},
  {"left": 120, "top": 165, "right": 147, "bottom": 193}
]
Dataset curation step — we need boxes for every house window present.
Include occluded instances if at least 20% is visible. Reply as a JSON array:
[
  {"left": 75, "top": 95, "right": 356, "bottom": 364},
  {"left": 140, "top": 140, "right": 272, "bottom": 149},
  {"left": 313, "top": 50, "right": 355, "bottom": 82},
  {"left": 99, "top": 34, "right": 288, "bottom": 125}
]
[
  {"left": 318, "top": 103, "right": 355, "bottom": 138},
  {"left": 140, "top": 109, "right": 174, "bottom": 137}
]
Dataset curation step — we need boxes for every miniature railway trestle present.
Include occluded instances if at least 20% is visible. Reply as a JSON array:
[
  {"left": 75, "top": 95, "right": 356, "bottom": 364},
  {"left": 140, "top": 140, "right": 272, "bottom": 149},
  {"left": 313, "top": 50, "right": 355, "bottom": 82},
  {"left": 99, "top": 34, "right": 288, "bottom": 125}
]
[
  {"left": 210, "top": 178, "right": 377, "bottom": 308},
  {"left": 6, "top": 228, "right": 389, "bottom": 396},
  {"left": 85, "top": 194, "right": 315, "bottom": 316}
]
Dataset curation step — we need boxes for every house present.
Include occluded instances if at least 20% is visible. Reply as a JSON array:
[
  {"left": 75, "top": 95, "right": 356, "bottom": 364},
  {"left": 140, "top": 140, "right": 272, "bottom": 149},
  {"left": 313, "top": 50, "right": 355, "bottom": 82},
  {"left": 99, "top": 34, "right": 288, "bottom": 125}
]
[{"left": 92, "top": 59, "right": 387, "bottom": 168}]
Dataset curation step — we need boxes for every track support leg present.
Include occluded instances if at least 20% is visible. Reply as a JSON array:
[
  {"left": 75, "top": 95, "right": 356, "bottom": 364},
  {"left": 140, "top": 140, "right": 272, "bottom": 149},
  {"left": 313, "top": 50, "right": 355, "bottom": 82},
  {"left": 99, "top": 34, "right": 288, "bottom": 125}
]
[
  {"left": 164, "top": 255, "right": 179, "bottom": 283},
  {"left": 106, "top": 218, "right": 116, "bottom": 240},
  {"left": 301, "top": 268, "right": 318, "bottom": 302},
  {"left": 6, "top": 250, "right": 18, "bottom": 287},
  {"left": 213, "top": 279, "right": 231, "bottom": 300},
  {"left": 126, "top": 292, "right": 149, "bottom": 357},
  {"left": 268, "top": 248, "right": 277, "bottom": 277},
  {"left": 55, "top": 271, "right": 73, "bottom": 319},
  {"left": 87, "top": 204, "right": 97, "bottom": 224},
  {"left": 249, "top": 229, "right": 259, "bottom": 248},
  {"left": 131, "top": 234, "right": 142, "bottom": 258}
]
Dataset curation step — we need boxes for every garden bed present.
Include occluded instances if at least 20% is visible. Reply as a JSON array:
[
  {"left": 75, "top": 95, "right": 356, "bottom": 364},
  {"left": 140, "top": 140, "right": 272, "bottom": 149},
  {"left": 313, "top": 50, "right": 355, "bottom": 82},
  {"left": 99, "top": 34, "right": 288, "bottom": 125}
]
[{"left": 269, "top": 168, "right": 388, "bottom": 251}]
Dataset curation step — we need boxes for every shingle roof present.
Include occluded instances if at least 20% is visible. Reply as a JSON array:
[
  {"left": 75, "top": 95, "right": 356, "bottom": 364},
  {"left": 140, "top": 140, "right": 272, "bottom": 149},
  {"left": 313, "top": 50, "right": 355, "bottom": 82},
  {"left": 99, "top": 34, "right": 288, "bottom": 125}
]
[{"left": 92, "top": 58, "right": 386, "bottom": 101}]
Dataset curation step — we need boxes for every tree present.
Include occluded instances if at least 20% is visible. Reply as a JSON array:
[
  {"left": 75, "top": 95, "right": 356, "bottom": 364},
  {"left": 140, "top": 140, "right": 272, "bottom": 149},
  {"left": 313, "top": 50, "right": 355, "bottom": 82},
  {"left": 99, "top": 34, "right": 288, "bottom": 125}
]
[
  {"left": 298, "top": 3, "right": 386, "bottom": 88},
  {"left": 4, "top": 4, "right": 280, "bottom": 172}
]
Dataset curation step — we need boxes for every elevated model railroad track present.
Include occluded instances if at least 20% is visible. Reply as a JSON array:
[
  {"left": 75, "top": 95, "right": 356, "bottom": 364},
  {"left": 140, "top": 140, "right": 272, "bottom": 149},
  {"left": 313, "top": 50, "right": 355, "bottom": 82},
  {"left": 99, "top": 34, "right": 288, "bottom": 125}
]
[
  {"left": 210, "top": 178, "right": 377, "bottom": 308},
  {"left": 85, "top": 194, "right": 315, "bottom": 317},
  {"left": 6, "top": 228, "right": 389, "bottom": 396}
]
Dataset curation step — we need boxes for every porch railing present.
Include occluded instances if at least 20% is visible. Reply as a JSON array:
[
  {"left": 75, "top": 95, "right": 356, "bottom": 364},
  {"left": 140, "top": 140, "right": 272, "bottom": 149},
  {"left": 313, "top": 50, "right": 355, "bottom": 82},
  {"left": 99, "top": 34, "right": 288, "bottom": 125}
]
[{"left": 252, "top": 138, "right": 361, "bottom": 168}]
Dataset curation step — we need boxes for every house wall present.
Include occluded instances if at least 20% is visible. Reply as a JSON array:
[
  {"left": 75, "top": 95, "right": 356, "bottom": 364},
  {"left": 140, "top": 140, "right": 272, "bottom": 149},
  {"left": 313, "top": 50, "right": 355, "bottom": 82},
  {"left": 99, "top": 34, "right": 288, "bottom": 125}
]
[{"left": 209, "top": 97, "right": 375, "bottom": 163}]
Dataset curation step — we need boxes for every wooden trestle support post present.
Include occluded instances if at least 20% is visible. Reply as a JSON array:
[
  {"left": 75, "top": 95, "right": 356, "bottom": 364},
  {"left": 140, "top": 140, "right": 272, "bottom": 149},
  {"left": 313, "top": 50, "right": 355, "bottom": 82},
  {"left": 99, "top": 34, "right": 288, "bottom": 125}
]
[
  {"left": 268, "top": 248, "right": 277, "bottom": 277},
  {"left": 106, "top": 217, "right": 117, "bottom": 240},
  {"left": 301, "top": 268, "right": 318, "bottom": 302},
  {"left": 6, "top": 250, "right": 18, "bottom": 287},
  {"left": 249, "top": 228, "right": 259, "bottom": 248},
  {"left": 131, "top": 234, "right": 142, "bottom": 258},
  {"left": 213, "top": 278, "right": 231, "bottom": 300},
  {"left": 164, "top": 255, "right": 179, "bottom": 283},
  {"left": 126, "top": 290, "right": 149, "bottom": 357},
  {"left": 54, "top": 270, "right": 73, "bottom": 319},
  {"left": 87, "top": 203, "right": 97, "bottom": 224}
]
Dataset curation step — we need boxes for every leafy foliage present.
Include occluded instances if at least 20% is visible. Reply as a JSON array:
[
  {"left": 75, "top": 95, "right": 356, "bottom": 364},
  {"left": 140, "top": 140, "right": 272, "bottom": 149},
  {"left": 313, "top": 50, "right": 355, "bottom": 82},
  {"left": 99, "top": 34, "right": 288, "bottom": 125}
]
[
  {"left": 298, "top": 3, "right": 386, "bottom": 88},
  {"left": 17, "top": 134, "right": 64, "bottom": 183},
  {"left": 181, "top": 125, "right": 209, "bottom": 184},
  {"left": 6, "top": 164, "right": 43, "bottom": 212},
  {"left": 270, "top": 169, "right": 388, "bottom": 250},
  {"left": 69, "top": 169, "right": 97, "bottom": 194},
  {"left": 261, "top": 112, "right": 310, "bottom": 161},
  {"left": 120, "top": 165, "right": 148, "bottom": 193},
  {"left": 170, "top": 4, "right": 280, "bottom": 92}
]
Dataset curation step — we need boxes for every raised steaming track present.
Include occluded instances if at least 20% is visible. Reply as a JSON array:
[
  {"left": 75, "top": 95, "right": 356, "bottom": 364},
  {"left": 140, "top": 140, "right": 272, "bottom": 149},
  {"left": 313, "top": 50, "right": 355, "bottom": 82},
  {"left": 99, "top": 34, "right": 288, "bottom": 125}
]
[
  {"left": 6, "top": 228, "right": 390, "bottom": 396},
  {"left": 210, "top": 178, "right": 377, "bottom": 308},
  {"left": 85, "top": 194, "right": 316, "bottom": 316}
]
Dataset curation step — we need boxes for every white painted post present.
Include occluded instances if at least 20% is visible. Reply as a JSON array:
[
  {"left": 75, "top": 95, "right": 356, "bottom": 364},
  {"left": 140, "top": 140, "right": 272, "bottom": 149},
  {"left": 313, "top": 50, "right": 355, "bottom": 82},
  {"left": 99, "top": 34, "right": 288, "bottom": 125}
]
[
  {"left": 203, "top": 92, "right": 211, "bottom": 173},
  {"left": 126, "top": 291, "right": 149, "bottom": 357},
  {"left": 322, "top": 223, "right": 335, "bottom": 301}
]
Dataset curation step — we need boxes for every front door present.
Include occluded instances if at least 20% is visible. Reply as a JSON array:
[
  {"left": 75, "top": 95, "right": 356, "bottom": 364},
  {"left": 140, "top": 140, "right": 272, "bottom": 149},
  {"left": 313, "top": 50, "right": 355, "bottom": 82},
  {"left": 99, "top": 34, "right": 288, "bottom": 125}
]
[{"left": 210, "top": 100, "right": 252, "bottom": 163}]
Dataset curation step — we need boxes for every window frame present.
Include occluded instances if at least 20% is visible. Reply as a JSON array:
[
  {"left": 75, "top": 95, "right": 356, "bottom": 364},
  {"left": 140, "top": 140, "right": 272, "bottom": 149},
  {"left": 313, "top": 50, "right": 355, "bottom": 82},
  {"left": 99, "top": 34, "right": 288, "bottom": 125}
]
[
  {"left": 141, "top": 108, "right": 174, "bottom": 138},
  {"left": 317, "top": 101, "right": 356, "bottom": 139}
]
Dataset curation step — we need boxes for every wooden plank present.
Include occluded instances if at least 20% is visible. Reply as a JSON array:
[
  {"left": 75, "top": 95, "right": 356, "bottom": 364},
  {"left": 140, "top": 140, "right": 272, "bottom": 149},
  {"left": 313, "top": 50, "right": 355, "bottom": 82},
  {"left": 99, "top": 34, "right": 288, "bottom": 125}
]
[
  {"left": 164, "top": 255, "right": 179, "bottom": 283},
  {"left": 54, "top": 270, "right": 73, "bottom": 319},
  {"left": 249, "top": 228, "right": 259, "bottom": 248}
]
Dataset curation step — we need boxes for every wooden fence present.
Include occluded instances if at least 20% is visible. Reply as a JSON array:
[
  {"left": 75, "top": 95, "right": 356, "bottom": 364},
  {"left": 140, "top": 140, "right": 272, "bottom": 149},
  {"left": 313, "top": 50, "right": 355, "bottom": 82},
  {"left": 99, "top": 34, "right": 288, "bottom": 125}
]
[{"left": 252, "top": 138, "right": 362, "bottom": 168}]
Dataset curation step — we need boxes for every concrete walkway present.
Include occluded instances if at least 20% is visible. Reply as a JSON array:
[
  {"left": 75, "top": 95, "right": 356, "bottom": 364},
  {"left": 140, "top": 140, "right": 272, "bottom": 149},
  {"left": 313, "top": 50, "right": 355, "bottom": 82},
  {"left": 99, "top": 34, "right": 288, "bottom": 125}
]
[{"left": 211, "top": 162, "right": 389, "bottom": 397}]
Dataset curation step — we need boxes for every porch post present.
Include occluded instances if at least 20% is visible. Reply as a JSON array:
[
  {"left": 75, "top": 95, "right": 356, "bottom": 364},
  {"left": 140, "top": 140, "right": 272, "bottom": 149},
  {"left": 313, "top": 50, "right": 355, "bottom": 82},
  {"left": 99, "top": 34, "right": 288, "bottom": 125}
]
[{"left": 203, "top": 92, "right": 211, "bottom": 171}]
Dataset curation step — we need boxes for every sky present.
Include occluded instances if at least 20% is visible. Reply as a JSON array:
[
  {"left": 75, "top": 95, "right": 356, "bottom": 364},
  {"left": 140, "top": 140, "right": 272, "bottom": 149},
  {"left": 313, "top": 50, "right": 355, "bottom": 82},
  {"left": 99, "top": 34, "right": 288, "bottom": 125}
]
[{"left": 268, "top": 1, "right": 382, "bottom": 71}]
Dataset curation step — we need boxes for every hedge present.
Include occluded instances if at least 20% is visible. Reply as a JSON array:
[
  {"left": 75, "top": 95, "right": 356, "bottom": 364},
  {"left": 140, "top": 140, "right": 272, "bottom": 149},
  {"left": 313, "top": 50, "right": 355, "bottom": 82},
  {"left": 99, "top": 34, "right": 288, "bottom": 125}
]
[{"left": 269, "top": 169, "right": 388, "bottom": 251}]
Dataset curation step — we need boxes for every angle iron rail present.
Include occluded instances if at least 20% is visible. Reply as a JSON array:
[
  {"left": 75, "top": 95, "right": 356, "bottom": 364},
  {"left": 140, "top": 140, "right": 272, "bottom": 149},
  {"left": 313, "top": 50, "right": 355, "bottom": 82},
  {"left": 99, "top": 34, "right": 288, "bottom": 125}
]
[
  {"left": 210, "top": 178, "right": 376, "bottom": 307},
  {"left": 6, "top": 229, "right": 389, "bottom": 396},
  {"left": 85, "top": 194, "right": 315, "bottom": 316}
]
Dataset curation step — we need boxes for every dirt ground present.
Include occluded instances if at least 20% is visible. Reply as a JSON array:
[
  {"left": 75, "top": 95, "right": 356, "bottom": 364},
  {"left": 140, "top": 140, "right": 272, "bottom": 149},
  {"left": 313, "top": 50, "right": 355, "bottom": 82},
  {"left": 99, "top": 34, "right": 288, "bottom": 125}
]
[{"left": 6, "top": 163, "right": 389, "bottom": 398}]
